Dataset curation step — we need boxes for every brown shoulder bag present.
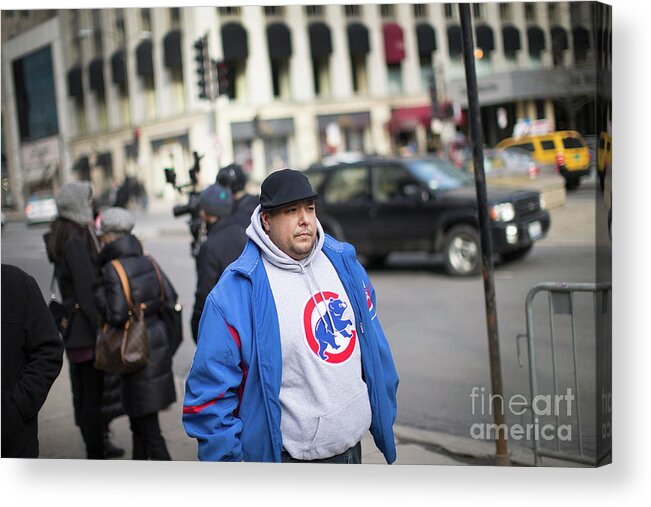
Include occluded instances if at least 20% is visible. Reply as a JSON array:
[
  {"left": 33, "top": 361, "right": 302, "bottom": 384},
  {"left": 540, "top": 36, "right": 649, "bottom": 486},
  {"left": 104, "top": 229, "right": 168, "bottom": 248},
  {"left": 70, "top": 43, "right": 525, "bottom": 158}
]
[{"left": 95, "top": 259, "right": 149, "bottom": 374}]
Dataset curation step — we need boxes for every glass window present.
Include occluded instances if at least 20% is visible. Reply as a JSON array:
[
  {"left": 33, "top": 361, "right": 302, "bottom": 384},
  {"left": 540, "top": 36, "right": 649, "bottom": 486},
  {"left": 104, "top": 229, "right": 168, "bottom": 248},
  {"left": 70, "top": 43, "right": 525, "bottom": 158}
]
[
  {"left": 350, "top": 54, "right": 368, "bottom": 94},
  {"left": 344, "top": 5, "right": 361, "bottom": 17},
  {"left": 413, "top": 4, "right": 428, "bottom": 18},
  {"left": 305, "top": 5, "right": 323, "bottom": 17},
  {"left": 547, "top": 3, "right": 559, "bottom": 24},
  {"left": 271, "top": 59, "right": 290, "bottom": 99},
  {"left": 444, "top": 3, "right": 455, "bottom": 19},
  {"left": 265, "top": 138, "right": 290, "bottom": 172},
  {"left": 324, "top": 166, "right": 369, "bottom": 204},
  {"left": 387, "top": 63, "right": 402, "bottom": 94},
  {"left": 380, "top": 4, "right": 395, "bottom": 18},
  {"left": 499, "top": 3, "right": 512, "bottom": 22},
  {"left": 512, "top": 142, "right": 535, "bottom": 152},
  {"left": 406, "top": 159, "right": 473, "bottom": 191},
  {"left": 264, "top": 6, "right": 285, "bottom": 17},
  {"left": 140, "top": 8, "right": 151, "bottom": 31},
  {"left": 115, "top": 15, "right": 125, "bottom": 46},
  {"left": 524, "top": 3, "right": 536, "bottom": 21},
  {"left": 169, "top": 8, "right": 181, "bottom": 26},
  {"left": 562, "top": 137, "right": 585, "bottom": 149},
  {"left": 374, "top": 165, "right": 421, "bottom": 203},
  {"left": 218, "top": 7, "right": 241, "bottom": 16},
  {"left": 92, "top": 10, "right": 103, "bottom": 54},
  {"left": 12, "top": 45, "right": 59, "bottom": 142},
  {"left": 313, "top": 57, "right": 331, "bottom": 97},
  {"left": 473, "top": 4, "right": 484, "bottom": 19},
  {"left": 541, "top": 140, "right": 556, "bottom": 150}
]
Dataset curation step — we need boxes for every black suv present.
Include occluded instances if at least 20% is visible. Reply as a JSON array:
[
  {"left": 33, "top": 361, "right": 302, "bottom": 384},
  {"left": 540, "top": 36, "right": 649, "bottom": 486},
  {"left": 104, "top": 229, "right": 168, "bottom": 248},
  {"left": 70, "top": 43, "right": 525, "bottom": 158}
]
[{"left": 305, "top": 156, "right": 551, "bottom": 276}]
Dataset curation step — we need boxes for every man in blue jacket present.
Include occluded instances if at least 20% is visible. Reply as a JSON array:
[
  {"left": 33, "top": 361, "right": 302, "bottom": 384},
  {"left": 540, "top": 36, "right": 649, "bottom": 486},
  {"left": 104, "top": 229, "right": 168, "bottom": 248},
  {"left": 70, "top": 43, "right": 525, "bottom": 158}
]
[{"left": 183, "top": 169, "right": 399, "bottom": 463}]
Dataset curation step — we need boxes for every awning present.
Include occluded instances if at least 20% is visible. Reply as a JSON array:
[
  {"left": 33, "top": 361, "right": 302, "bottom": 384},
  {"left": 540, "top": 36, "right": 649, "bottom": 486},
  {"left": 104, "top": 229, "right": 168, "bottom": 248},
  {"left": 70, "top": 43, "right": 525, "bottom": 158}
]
[
  {"left": 231, "top": 117, "right": 295, "bottom": 141},
  {"left": 89, "top": 58, "right": 104, "bottom": 92},
  {"left": 416, "top": 23, "right": 437, "bottom": 55},
  {"left": 67, "top": 66, "right": 83, "bottom": 98},
  {"left": 550, "top": 26, "right": 568, "bottom": 51},
  {"left": 95, "top": 152, "right": 112, "bottom": 168},
  {"left": 267, "top": 23, "right": 292, "bottom": 60},
  {"left": 136, "top": 40, "right": 153, "bottom": 77},
  {"left": 221, "top": 22, "right": 248, "bottom": 61},
  {"left": 317, "top": 111, "right": 371, "bottom": 130},
  {"left": 383, "top": 23, "right": 405, "bottom": 63},
  {"left": 111, "top": 50, "right": 127, "bottom": 85},
  {"left": 72, "top": 155, "right": 90, "bottom": 172},
  {"left": 388, "top": 105, "right": 430, "bottom": 133},
  {"left": 163, "top": 30, "right": 183, "bottom": 68},
  {"left": 572, "top": 26, "right": 590, "bottom": 50},
  {"left": 502, "top": 26, "right": 521, "bottom": 55},
  {"left": 527, "top": 26, "right": 546, "bottom": 55},
  {"left": 309, "top": 22, "right": 332, "bottom": 58},
  {"left": 475, "top": 24, "right": 495, "bottom": 53},
  {"left": 447, "top": 25, "right": 462, "bottom": 58},
  {"left": 347, "top": 23, "right": 370, "bottom": 56}
]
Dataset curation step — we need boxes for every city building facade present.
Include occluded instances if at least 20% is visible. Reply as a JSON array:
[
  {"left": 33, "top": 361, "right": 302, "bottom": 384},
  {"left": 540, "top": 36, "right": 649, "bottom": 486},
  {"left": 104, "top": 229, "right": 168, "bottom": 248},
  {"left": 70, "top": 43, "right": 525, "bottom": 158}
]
[{"left": 1, "top": 3, "right": 611, "bottom": 210}]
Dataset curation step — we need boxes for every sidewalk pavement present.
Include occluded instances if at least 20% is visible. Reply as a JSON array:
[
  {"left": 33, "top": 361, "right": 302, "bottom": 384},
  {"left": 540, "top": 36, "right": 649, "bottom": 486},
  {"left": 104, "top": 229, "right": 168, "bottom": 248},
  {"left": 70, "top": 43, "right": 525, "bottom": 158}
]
[{"left": 37, "top": 357, "right": 581, "bottom": 466}]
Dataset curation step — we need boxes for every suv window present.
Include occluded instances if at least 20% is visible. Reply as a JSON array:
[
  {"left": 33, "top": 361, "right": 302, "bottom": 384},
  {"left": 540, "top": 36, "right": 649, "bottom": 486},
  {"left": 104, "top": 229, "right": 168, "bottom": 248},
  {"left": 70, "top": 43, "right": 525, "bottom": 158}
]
[
  {"left": 323, "top": 166, "right": 369, "bottom": 204},
  {"left": 511, "top": 142, "right": 535, "bottom": 152},
  {"left": 562, "top": 137, "right": 585, "bottom": 149},
  {"left": 373, "top": 165, "right": 421, "bottom": 203},
  {"left": 540, "top": 140, "right": 556, "bottom": 150}
]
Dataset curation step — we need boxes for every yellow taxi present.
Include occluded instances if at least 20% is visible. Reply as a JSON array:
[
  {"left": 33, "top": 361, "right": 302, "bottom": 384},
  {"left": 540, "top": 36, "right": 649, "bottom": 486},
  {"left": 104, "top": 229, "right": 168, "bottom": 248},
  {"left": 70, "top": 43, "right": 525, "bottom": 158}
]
[
  {"left": 597, "top": 131, "right": 612, "bottom": 190},
  {"left": 496, "top": 130, "right": 591, "bottom": 190}
]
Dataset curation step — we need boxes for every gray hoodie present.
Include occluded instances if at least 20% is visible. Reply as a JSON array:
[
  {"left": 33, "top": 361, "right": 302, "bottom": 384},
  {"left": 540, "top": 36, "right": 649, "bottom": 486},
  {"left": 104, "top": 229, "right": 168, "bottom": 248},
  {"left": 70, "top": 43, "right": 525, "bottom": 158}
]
[{"left": 246, "top": 205, "right": 372, "bottom": 460}]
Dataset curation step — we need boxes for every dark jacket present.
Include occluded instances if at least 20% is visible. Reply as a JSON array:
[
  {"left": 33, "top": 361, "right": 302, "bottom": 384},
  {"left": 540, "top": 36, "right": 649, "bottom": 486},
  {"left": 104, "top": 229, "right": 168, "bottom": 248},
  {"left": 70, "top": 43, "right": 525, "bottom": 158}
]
[
  {"left": 231, "top": 194, "right": 258, "bottom": 229},
  {"left": 2, "top": 264, "right": 64, "bottom": 458},
  {"left": 45, "top": 221, "right": 101, "bottom": 350},
  {"left": 95, "top": 234, "right": 177, "bottom": 418},
  {"left": 192, "top": 216, "right": 248, "bottom": 341}
]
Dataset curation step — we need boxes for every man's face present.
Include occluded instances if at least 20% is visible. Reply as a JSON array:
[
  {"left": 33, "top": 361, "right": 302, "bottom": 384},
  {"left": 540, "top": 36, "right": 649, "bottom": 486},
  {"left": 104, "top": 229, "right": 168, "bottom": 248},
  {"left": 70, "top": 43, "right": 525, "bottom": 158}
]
[{"left": 261, "top": 200, "right": 317, "bottom": 260}]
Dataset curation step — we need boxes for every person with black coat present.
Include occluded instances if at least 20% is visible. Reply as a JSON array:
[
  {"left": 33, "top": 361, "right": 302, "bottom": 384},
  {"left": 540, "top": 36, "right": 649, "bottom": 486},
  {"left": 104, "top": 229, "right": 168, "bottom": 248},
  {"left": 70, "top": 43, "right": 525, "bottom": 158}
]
[
  {"left": 191, "top": 183, "right": 248, "bottom": 342},
  {"left": 46, "top": 181, "right": 108, "bottom": 459},
  {"left": 216, "top": 163, "right": 259, "bottom": 228},
  {"left": 1, "top": 264, "right": 64, "bottom": 458},
  {"left": 95, "top": 207, "right": 178, "bottom": 460}
]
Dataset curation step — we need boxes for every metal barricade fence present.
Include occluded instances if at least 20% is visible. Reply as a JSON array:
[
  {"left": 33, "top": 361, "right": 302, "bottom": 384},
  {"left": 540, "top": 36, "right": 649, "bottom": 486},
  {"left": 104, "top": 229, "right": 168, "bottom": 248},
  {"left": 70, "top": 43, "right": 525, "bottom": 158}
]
[{"left": 516, "top": 282, "right": 611, "bottom": 466}]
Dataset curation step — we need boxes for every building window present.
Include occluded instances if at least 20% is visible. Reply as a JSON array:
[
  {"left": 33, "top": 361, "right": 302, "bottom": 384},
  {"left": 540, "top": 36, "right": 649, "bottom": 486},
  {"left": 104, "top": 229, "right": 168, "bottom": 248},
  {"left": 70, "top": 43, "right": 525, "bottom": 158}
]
[
  {"left": 140, "top": 8, "right": 151, "bottom": 32},
  {"left": 12, "top": 45, "right": 59, "bottom": 141},
  {"left": 218, "top": 7, "right": 241, "bottom": 17},
  {"left": 419, "top": 55, "right": 433, "bottom": 92},
  {"left": 350, "top": 55, "right": 368, "bottom": 94},
  {"left": 524, "top": 3, "right": 537, "bottom": 22},
  {"left": 547, "top": 3, "right": 560, "bottom": 24},
  {"left": 92, "top": 10, "right": 103, "bottom": 54},
  {"left": 344, "top": 5, "right": 361, "bottom": 17},
  {"left": 271, "top": 59, "right": 290, "bottom": 99},
  {"left": 473, "top": 4, "right": 484, "bottom": 20},
  {"left": 70, "top": 11, "right": 81, "bottom": 60},
  {"left": 169, "top": 8, "right": 181, "bottom": 27},
  {"left": 305, "top": 5, "right": 323, "bottom": 17},
  {"left": 380, "top": 5, "right": 395, "bottom": 18},
  {"left": 499, "top": 3, "right": 512, "bottom": 22},
  {"left": 413, "top": 4, "right": 428, "bottom": 19},
  {"left": 444, "top": 3, "right": 455, "bottom": 20},
  {"left": 264, "top": 6, "right": 285, "bottom": 17},
  {"left": 387, "top": 63, "right": 402, "bottom": 94},
  {"left": 115, "top": 15, "right": 125, "bottom": 46},
  {"left": 312, "top": 57, "right": 331, "bottom": 97}
]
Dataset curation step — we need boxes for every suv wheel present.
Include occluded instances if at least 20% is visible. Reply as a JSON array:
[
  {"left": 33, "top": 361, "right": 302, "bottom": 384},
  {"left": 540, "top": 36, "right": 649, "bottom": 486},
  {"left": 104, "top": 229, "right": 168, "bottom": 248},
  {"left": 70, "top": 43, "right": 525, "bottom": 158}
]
[{"left": 443, "top": 225, "right": 481, "bottom": 276}]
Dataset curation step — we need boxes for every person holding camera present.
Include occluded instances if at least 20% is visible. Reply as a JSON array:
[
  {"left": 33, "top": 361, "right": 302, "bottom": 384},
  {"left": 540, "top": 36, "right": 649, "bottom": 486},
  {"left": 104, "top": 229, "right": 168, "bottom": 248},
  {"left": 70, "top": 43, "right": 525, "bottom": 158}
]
[
  {"left": 216, "top": 163, "right": 259, "bottom": 228},
  {"left": 191, "top": 184, "right": 248, "bottom": 343}
]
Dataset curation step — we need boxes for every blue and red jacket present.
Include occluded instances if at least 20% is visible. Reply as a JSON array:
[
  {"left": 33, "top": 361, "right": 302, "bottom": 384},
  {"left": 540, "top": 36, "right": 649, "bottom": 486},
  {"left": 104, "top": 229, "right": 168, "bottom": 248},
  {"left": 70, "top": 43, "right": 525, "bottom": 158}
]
[{"left": 182, "top": 235, "right": 399, "bottom": 463}]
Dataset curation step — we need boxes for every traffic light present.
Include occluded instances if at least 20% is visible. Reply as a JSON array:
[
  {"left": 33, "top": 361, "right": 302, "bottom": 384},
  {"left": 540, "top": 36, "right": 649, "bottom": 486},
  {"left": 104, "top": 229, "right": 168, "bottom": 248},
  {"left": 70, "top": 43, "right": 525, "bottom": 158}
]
[
  {"left": 193, "top": 35, "right": 210, "bottom": 100},
  {"left": 214, "top": 60, "right": 234, "bottom": 98}
]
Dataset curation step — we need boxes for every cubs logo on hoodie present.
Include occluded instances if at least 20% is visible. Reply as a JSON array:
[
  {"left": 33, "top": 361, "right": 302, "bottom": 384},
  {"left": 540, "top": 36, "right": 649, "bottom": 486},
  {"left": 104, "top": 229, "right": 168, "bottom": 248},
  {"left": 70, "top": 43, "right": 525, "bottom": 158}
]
[{"left": 302, "top": 291, "right": 357, "bottom": 364}]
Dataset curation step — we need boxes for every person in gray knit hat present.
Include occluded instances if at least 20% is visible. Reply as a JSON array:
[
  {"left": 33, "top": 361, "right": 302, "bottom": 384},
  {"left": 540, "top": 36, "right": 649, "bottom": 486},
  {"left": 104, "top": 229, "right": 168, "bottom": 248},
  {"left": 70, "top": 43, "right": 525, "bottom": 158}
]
[
  {"left": 95, "top": 204, "right": 180, "bottom": 460},
  {"left": 55, "top": 181, "right": 95, "bottom": 227},
  {"left": 191, "top": 184, "right": 248, "bottom": 342}
]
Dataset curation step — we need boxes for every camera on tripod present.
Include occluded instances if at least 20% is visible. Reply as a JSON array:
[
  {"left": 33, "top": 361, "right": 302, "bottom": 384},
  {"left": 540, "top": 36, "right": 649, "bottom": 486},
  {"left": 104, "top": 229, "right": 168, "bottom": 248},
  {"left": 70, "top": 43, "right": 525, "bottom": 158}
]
[{"left": 164, "top": 151, "right": 204, "bottom": 257}]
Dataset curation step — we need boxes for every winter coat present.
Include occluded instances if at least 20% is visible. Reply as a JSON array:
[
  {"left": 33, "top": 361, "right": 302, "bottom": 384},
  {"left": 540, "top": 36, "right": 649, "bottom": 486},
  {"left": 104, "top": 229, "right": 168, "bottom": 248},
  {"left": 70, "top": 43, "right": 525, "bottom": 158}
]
[
  {"left": 2, "top": 264, "right": 64, "bottom": 457},
  {"left": 231, "top": 194, "right": 259, "bottom": 229},
  {"left": 182, "top": 235, "right": 399, "bottom": 463},
  {"left": 95, "top": 234, "right": 177, "bottom": 418},
  {"left": 192, "top": 216, "right": 248, "bottom": 341},
  {"left": 46, "top": 222, "right": 101, "bottom": 350}
]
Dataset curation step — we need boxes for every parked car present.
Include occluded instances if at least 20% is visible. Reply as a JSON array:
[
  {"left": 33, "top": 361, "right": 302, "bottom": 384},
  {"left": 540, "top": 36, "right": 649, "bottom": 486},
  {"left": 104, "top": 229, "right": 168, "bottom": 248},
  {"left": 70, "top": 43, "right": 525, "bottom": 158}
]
[
  {"left": 25, "top": 191, "right": 58, "bottom": 225},
  {"left": 305, "top": 156, "right": 551, "bottom": 276},
  {"left": 496, "top": 130, "right": 591, "bottom": 190}
]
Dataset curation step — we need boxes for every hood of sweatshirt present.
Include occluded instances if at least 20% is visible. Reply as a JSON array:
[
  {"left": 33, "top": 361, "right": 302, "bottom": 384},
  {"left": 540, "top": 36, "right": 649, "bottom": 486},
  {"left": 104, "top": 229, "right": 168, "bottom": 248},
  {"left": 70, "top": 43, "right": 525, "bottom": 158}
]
[{"left": 246, "top": 204, "right": 325, "bottom": 273}]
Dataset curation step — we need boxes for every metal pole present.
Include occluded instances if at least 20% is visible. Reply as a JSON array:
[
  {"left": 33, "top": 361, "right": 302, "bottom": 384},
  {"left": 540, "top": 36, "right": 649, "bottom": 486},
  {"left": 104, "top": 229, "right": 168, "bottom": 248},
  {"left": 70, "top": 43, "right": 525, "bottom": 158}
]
[{"left": 458, "top": 3, "right": 510, "bottom": 466}]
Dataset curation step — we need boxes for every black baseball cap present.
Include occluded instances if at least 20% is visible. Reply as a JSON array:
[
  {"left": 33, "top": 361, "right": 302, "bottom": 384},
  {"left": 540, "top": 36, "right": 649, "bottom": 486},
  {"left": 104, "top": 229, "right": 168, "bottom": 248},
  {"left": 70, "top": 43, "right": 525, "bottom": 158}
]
[{"left": 260, "top": 169, "right": 318, "bottom": 211}]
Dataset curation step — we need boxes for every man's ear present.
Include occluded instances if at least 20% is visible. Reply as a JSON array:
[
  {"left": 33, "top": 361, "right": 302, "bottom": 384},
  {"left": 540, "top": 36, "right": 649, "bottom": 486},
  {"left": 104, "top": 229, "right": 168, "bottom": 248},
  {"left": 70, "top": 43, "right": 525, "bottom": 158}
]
[{"left": 260, "top": 211, "right": 271, "bottom": 233}]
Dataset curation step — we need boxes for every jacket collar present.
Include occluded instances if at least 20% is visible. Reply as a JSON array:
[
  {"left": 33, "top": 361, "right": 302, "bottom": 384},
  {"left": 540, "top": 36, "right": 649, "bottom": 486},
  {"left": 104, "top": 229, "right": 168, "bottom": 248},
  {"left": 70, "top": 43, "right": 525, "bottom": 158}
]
[{"left": 98, "top": 234, "right": 143, "bottom": 266}]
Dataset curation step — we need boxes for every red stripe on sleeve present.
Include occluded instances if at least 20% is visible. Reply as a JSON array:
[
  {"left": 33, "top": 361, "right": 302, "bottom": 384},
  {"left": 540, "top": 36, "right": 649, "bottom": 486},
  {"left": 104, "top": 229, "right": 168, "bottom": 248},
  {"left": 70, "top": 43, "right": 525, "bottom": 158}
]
[
  {"left": 226, "top": 323, "right": 248, "bottom": 416},
  {"left": 183, "top": 393, "right": 224, "bottom": 414}
]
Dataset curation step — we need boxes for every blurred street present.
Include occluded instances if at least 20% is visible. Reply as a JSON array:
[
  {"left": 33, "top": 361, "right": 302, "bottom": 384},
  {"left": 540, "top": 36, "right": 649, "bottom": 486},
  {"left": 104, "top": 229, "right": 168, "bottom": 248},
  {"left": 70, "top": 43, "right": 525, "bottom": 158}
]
[{"left": 0, "top": 175, "right": 608, "bottom": 464}]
